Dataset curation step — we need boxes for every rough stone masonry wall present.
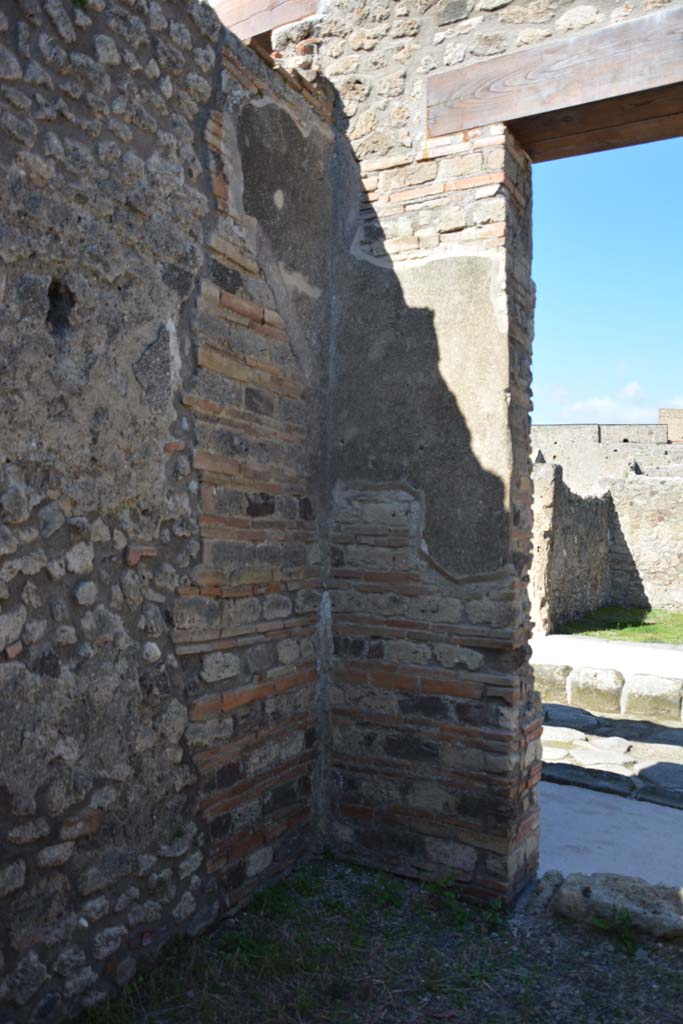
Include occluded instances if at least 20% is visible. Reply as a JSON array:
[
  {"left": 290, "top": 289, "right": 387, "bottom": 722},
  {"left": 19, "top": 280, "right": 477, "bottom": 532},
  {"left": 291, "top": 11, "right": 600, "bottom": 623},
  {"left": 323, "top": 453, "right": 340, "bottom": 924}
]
[
  {"left": 0, "top": 2, "right": 333, "bottom": 1019},
  {"left": 608, "top": 476, "right": 683, "bottom": 611},
  {"left": 530, "top": 464, "right": 610, "bottom": 633},
  {"left": 531, "top": 425, "right": 683, "bottom": 614}
]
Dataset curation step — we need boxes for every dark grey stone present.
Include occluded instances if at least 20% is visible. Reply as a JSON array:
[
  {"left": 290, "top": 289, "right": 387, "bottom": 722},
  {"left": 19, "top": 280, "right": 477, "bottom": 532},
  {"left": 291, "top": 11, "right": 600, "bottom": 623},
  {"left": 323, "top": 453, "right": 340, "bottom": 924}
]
[
  {"left": 544, "top": 704, "right": 599, "bottom": 733},
  {"left": 542, "top": 762, "right": 634, "bottom": 797},
  {"left": 438, "top": 0, "right": 472, "bottom": 25},
  {"left": 639, "top": 762, "right": 683, "bottom": 792}
]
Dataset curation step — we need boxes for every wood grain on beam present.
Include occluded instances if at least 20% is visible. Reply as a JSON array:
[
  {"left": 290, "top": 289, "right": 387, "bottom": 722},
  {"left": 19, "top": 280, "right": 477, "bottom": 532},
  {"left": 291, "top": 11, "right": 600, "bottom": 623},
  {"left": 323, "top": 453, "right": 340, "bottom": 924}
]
[
  {"left": 214, "top": 0, "right": 318, "bottom": 40},
  {"left": 426, "top": 8, "right": 683, "bottom": 139},
  {"left": 513, "top": 83, "right": 683, "bottom": 161}
]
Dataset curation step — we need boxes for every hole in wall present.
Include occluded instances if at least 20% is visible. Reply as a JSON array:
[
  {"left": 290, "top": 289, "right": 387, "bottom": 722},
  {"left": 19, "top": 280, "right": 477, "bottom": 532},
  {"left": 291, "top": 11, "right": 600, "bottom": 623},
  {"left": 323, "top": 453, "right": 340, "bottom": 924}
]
[{"left": 46, "top": 278, "right": 75, "bottom": 337}]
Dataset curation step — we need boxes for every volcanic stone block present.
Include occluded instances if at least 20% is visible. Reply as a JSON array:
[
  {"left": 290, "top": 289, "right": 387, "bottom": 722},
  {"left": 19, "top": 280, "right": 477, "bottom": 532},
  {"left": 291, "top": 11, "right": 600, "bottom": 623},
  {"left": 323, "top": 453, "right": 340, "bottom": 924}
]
[
  {"left": 567, "top": 666, "right": 624, "bottom": 713},
  {"left": 533, "top": 663, "right": 571, "bottom": 704},
  {"left": 621, "top": 674, "right": 683, "bottom": 721}
]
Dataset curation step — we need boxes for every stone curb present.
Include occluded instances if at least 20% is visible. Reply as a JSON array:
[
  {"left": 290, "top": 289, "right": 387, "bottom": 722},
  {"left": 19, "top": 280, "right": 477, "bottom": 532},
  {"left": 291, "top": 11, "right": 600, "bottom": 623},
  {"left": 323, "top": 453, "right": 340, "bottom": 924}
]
[{"left": 534, "top": 663, "right": 683, "bottom": 723}]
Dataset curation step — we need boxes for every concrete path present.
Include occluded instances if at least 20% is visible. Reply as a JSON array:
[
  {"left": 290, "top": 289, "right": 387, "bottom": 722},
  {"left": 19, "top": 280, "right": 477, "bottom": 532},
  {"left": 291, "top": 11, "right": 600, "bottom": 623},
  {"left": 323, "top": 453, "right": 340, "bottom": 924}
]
[
  {"left": 531, "top": 634, "right": 683, "bottom": 678},
  {"left": 539, "top": 781, "right": 683, "bottom": 887}
]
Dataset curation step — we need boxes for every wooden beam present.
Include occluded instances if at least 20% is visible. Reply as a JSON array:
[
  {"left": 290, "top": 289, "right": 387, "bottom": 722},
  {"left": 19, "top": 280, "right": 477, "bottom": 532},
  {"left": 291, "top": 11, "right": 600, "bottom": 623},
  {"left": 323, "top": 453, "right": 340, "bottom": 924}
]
[
  {"left": 213, "top": 0, "right": 318, "bottom": 40},
  {"left": 512, "top": 83, "right": 683, "bottom": 162},
  {"left": 426, "top": 8, "right": 683, "bottom": 140}
]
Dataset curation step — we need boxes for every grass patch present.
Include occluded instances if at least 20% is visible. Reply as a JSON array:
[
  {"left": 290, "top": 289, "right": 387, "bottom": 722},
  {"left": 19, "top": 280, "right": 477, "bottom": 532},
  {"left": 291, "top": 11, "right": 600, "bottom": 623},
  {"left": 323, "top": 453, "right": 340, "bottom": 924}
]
[
  {"left": 556, "top": 606, "right": 683, "bottom": 645},
  {"left": 70, "top": 858, "right": 683, "bottom": 1024}
]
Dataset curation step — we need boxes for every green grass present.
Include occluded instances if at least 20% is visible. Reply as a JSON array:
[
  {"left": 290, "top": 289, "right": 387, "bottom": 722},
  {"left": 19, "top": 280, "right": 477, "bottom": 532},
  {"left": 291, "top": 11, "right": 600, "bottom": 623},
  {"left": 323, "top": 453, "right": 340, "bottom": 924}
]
[
  {"left": 68, "top": 858, "right": 683, "bottom": 1024},
  {"left": 556, "top": 606, "right": 683, "bottom": 645}
]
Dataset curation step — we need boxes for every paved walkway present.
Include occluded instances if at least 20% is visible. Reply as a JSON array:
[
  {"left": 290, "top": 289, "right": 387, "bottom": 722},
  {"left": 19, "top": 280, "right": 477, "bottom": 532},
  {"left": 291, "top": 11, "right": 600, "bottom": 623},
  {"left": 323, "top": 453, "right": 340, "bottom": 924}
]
[
  {"left": 539, "top": 781, "right": 683, "bottom": 887},
  {"left": 531, "top": 634, "right": 683, "bottom": 678},
  {"left": 542, "top": 703, "right": 683, "bottom": 808}
]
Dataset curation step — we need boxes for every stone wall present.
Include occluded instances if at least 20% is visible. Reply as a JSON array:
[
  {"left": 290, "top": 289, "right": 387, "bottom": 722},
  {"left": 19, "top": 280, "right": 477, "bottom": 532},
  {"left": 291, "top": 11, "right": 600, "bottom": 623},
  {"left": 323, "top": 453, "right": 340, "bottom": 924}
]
[
  {"left": 530, "top": 464, "right": 610, "bottom": 633},
  {"left": 660, "top": 408, "right": 683, "bottom": 443},
  {"left": 0, "top": 2, "right": 333, "bottom": 1018},
  {"left": 608, "top": 477, "right": 683, "bottom": 611},
  {"left": 531, "top": 422, "right": 683, "bottom": 495},
  {"left": 530, "top": 426, "right": 683, "bottom": 617}
]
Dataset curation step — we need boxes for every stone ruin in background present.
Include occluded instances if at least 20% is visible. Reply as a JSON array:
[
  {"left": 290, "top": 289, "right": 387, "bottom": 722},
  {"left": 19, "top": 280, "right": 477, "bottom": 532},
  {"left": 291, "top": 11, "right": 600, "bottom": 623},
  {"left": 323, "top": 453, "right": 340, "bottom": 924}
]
[{"left": 530, "top": 416, "right": 683, "bottom": 634}]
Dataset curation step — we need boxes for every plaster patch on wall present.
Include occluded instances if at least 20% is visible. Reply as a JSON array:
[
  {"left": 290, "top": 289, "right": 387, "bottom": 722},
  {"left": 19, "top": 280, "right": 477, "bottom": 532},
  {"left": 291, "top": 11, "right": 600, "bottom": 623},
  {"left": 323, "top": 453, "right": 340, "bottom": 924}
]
[
  {"left": 277, "top": 263, "right": 322, "bottom": 299},
  {"left": 397, "top": 255, "right": 511, "bottom": 512}
]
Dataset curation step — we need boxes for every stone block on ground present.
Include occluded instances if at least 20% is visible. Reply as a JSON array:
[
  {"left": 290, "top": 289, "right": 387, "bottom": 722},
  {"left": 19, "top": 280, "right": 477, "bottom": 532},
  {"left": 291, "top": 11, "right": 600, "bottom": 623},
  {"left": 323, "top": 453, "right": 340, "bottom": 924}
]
[
  {"left": 542, "top": 762, "right": 634, "bottom": 798},
  {"left": 553, "top": 873, "right": 683, "bottom": 939},
  {"left": 621, "top": 674, "right": 683, "bottom": 721},
  {"left": 567, "top": 666, "right": 624, "bottom": 714},
  {"left": 534, "top": 663, "right": 571, "bottom": 704},
  {"left": 544, "top": 704, "right": 598, "bottom": 733},
  {"left": 638, "top": 761, "right": 683, "bottom": 794}
]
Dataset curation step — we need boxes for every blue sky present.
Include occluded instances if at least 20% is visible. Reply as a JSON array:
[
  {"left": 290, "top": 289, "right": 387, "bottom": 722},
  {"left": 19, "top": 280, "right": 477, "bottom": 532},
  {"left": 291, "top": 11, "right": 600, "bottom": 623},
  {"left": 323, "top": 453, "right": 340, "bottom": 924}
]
[{"left": 531, "top": 136, "right": 683, "bottom": 425}]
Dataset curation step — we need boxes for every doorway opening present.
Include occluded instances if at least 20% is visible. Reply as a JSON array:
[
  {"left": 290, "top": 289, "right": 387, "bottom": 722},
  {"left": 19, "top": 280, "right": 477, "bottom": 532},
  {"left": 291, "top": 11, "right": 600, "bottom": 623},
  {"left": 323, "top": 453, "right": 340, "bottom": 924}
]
[{"left": 528, "top": 136, "right": 683, "bottom": 882}]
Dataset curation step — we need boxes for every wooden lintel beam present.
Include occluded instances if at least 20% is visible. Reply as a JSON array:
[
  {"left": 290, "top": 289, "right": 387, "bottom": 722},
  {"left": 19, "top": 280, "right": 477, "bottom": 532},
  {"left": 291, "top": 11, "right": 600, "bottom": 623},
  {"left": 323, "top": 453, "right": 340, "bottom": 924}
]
[
  {"left": 512, "top": 82, "right": 683, "bottom": 162},
  {"left": 214, "top": 0, "right": 318, "bottom": 40},
  {"left": 426, "top": 8, "right": 683, "bottom": 140}
]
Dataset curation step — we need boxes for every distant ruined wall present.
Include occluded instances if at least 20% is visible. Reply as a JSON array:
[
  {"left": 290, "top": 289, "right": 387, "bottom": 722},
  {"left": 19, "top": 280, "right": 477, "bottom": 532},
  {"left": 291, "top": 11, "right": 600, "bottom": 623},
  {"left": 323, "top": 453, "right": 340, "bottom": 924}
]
[
  {"left": 530, "top": 464, "right": 609, "bottom": 633},
  {"left": 530, "top": 426, "right": 683, "bottom": 622},
  {"left": 531, "top": 423, "right": 683, "bottom": 495},
  {"left": 660, "top": 408, "right": 683, "bottom": 443},
  {"left": 608, "top": 477, "right": 683, "bottom": 611},
  {"left": 0, "top": 1, "right": 333, "bottom": 1018}
]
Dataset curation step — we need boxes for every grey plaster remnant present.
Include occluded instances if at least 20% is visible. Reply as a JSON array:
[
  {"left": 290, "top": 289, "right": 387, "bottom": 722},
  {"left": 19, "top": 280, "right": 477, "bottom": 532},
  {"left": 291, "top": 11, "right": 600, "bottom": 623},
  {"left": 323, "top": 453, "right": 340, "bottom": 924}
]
[{"left": 133, "top": 325, "right": 175, "bottom": 414}]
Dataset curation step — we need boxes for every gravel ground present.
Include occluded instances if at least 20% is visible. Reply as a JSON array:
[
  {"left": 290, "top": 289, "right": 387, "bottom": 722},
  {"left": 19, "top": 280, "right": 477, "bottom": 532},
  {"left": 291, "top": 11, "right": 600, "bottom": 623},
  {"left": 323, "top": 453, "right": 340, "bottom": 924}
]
[{"left": 74, "top": 857, "right": 683, "bottom": 1024}]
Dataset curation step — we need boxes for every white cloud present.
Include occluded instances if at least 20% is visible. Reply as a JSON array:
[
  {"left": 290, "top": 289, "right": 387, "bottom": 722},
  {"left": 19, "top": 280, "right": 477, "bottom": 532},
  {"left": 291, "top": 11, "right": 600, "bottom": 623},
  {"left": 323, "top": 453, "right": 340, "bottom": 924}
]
[
  {"left": 555, "top": 394, "right": 658, "bottom": 424},
  {"left": 622, "top": 380, "right": 641, "bottom": 399},
  {"left": 566, "top": 396, "right": 617, "bottom": 414}
]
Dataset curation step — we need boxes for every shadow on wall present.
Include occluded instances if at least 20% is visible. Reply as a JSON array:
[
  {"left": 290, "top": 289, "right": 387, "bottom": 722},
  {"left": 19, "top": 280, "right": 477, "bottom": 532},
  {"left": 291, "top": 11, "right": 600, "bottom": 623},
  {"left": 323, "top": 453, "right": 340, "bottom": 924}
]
[
  {"left": 607, "top": 498, "right": 650, "bottom": 611},
  {"left": 236, "top": 90, "right": 510, "bottom": 579}
]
